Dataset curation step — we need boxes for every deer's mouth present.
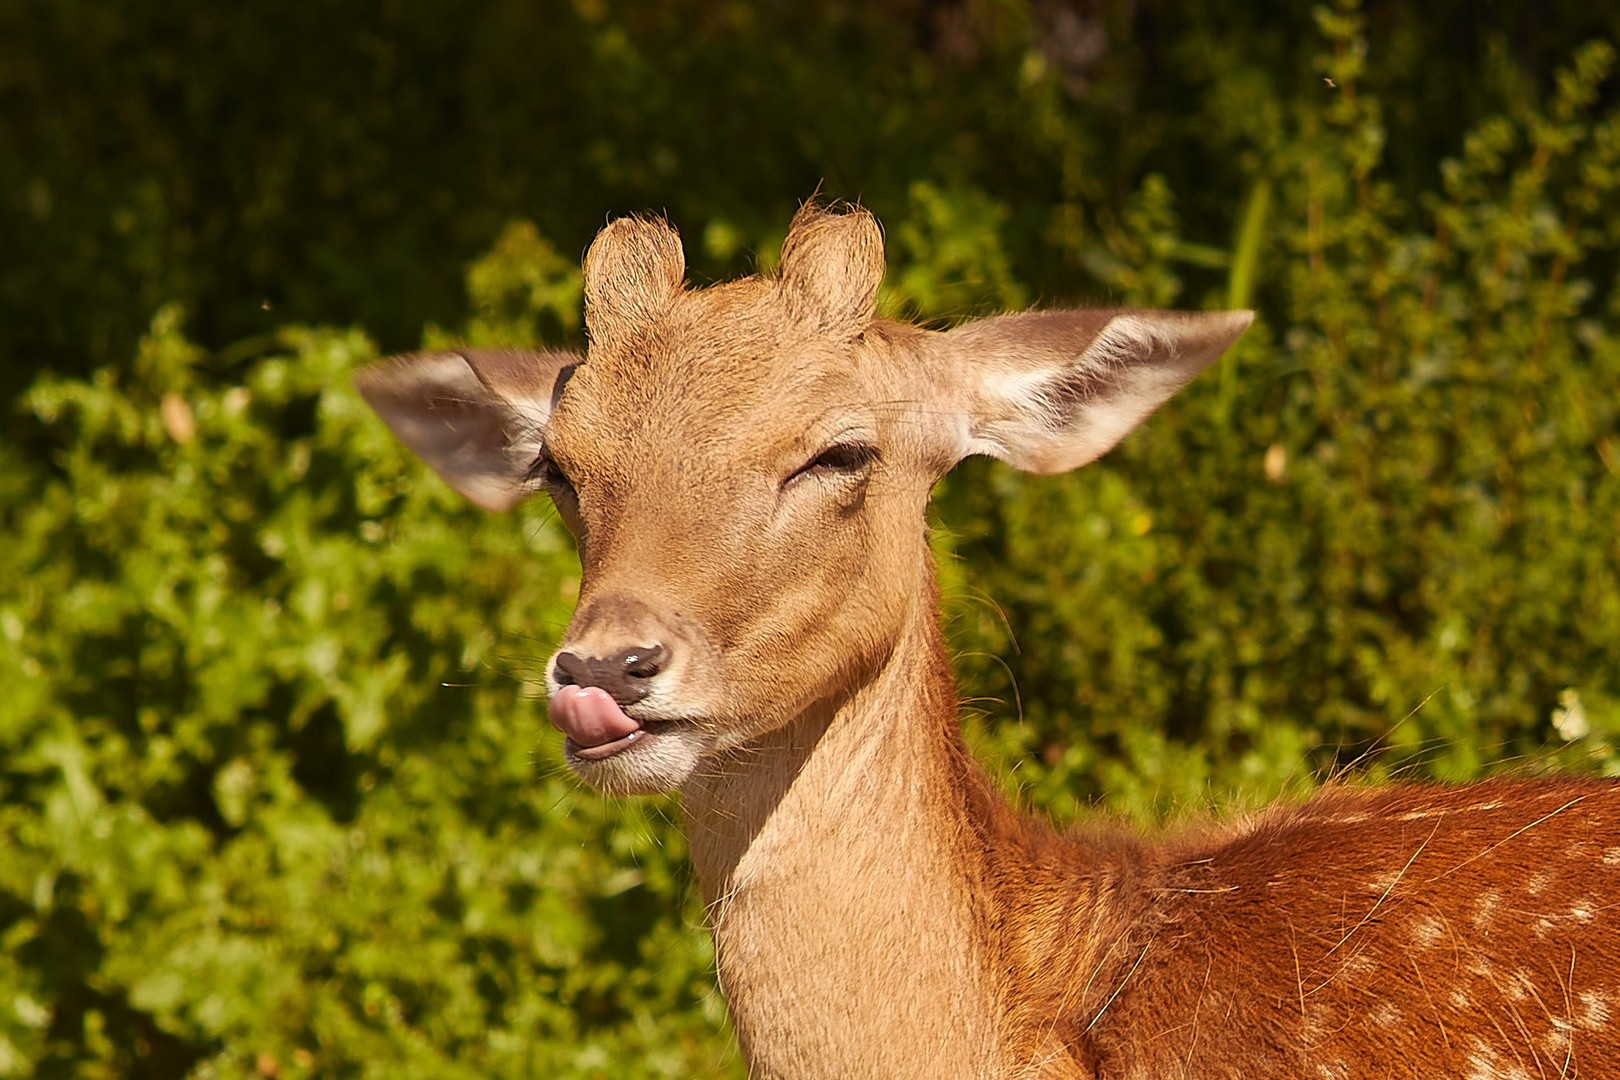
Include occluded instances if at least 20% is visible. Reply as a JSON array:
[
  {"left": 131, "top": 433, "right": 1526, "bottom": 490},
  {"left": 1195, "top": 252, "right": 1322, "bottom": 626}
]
[
  {"left": 550, "top": 684, "right": 678, "bottom": 761},
  {"left": 565, "top": 721, "right": 686, "bottom": 761}
]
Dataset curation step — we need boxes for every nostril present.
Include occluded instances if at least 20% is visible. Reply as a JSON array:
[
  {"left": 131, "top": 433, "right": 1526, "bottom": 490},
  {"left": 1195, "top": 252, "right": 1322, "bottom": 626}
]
[
  {"left": 622, "top": 643, "right": 669, "bottom": 680},
  {"left": 553, "top": 651, "right": 587, "bottom": 687},
  {"left": 553, "top": 644, "right": 667, "bottom": 705}
]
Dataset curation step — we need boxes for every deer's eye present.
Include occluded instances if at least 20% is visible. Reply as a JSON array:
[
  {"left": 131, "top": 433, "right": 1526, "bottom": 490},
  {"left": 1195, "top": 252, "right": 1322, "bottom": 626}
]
[
  {"left": 785, "top": 442, "right": 880, "bottom": 487},
  {"left": 527, "top": 449, "right": 575, "bottom": 493}
]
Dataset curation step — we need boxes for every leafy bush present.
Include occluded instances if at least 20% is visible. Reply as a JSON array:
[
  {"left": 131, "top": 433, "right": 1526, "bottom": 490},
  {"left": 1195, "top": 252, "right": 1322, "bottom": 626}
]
[
  {"left": 935, "top": 31, "right": 1620, "bottom": 819},
  {"left": 1, "top": 2, "right": 1618, "bottom": 1076},
  {"left": 1, "top": 278, "right": 737, "bottom": 1076},
  {"left": 6, "top": 1, "right": 1618, "bottom": 398}
]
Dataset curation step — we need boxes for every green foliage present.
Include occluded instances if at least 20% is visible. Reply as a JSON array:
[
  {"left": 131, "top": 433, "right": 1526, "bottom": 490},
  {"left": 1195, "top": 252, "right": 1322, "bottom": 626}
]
[
  {"left": 8, "top": 1, "right": 1618, "bottom": 400},
  {"left": 1, "top": 1, "right": 1619, "bottom": 1075},
  {"left": 937, "top": 30, "right": 1620, "bottom": 821},
  {"left": 1, "top": 295, "right": 736, "bottom": 1075}
]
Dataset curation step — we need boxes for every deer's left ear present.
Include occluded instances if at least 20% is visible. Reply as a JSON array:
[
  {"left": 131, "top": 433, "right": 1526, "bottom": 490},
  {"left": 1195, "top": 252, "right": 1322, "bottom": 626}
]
[
  {"left": 354, "top": 348, "right": 581, "bottom": 511},
  {"left": 934, "top": 308, "right": 1253, "bottom": 474}
]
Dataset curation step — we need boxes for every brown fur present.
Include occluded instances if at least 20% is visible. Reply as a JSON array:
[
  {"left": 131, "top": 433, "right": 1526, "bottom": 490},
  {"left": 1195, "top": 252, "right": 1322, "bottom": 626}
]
[{"left": 356, "top": 204, "right": 1620, "bottom": 1079}]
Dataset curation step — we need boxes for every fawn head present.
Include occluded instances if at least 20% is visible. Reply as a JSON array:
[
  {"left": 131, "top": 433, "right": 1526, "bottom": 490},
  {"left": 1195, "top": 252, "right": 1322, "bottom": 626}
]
[{"left": 357, "top": 205, "right": 1251, "bottom": 795}]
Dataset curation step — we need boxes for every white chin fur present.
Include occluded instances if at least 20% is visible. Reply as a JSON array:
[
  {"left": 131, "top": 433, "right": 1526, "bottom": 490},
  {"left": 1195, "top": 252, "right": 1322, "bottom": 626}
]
[{"left": 568, "top": 728, "right": 707, "bottom": 796}]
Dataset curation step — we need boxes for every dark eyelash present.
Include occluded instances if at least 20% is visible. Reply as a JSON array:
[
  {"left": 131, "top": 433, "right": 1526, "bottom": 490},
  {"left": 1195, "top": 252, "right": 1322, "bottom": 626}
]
[
  {"left": 788, "top": 442, "right": 881, "bottom": 485},
  {"left": 526, "top": 450, "right": 574, "bottom": 490},
  {"left": 811, "top": 443, "right": 880, "bottom": 472}
]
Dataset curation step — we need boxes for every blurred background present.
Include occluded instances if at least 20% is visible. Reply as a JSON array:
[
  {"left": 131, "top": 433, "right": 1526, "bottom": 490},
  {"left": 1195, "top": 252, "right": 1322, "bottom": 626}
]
[{"left": 2, "top": 0, "right": 1618, "bottom": 1076}]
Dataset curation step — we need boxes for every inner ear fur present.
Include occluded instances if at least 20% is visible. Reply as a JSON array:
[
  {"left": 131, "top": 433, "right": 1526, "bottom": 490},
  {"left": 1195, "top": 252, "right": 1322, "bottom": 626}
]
[
  {"left": 778, "top": 203, "right": 884, "bottom": 337},
  {"left": 353, "top": 348, "right": 580, "bottom": 512},
  {"left": 942, "top": 308, "right": 1254, "bottom": 474},
  {"left": 583, "top": 215, "right": 686, "bottom": 353}
]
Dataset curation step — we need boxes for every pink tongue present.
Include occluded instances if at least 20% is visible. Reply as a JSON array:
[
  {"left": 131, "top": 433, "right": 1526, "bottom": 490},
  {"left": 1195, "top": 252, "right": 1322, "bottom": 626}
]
[{"left": 549, "top": 685, "right": 642, "bottom": 748}]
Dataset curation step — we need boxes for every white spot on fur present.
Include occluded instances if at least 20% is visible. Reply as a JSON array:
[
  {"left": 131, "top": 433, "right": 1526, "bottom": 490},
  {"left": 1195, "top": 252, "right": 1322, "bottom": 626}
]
[
  {"left": 1602, "top": 846, "right": 1620, "bottom": 867},
  {"left": 1534, "top": 917, "right": 1557, "bottom": 939},
  {"left": 1300, "top": 1011, "right": 1319, "bottom": 1043},
  {"left": 1473, "top": 891, "right": 1501, "bottom": 930},
  {"left": 1506, "top": 970, "right": 1535, "bottom": 1003},
  {"left": 1579, "top": 989, "right": 1612, "bottom": 1029},
  {"left": 1398, "top": 809, "right": 1440, "bottom": 821},
  {"left": 1464, "top": 1038, "right": 1532, "bottom": 1080},
  {"left": 1410, "top": 913, "right": 1445, "bottom": 948},
  {"left": 1316, "top": 1064, "right": 1348, "bottom": 1080},
  {"left": 1370, "top": 1001, "right": 1402, "bottom": 1028},
  {"left": 1450, "top": 989, "right": 1472, "bottom": 1011},
  {"left": 1350, "top": 949, "right": 1380, "bottom": 973},
  {"left": 1570, "top": 900, "right": 1596, "bottom": 923},
  {"left": 1526, "top": 871, "right": 1552, "bottom": 896},
  {"left": 1564, "top": 840, "right": 1591, "bottom": 860},
  {"left": 1543, "top": 1026, "right": 1570, "bottom": 1059},
  {"left": 1367, "top": 870, "right": 1400, "bottom": 893},
  {"left": 1467, "top": 801, "right": 1504, "bottom": 813}
]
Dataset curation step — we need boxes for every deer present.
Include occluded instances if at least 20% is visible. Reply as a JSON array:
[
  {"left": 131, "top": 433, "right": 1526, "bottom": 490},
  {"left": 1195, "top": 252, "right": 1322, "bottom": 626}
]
[{"left": 355, "top": 204, "right": 1620, "bottom": 1079}]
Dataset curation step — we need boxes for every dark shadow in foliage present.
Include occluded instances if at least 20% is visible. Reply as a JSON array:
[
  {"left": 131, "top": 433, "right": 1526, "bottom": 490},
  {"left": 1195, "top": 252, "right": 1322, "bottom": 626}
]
[
  {"left": 26, "top": 876, "right": 216, "bottom": 1080},
  {"left": 287, "top": 699, "right": 363, "bottom": 825}
]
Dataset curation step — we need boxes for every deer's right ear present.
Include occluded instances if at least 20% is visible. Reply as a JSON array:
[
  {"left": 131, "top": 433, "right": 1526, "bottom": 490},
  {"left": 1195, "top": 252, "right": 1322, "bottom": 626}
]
[{"left": 353, "top": 349, "right": 580, "bottom": 512}]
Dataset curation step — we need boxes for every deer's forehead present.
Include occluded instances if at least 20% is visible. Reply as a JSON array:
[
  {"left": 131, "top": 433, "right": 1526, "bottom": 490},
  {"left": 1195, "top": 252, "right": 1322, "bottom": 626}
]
[
  {"left": 547, "top": 341, "right": 888, "bottom": 474},
  {"left": 552, "top": 299, "right": 898, "bottom": 466}
]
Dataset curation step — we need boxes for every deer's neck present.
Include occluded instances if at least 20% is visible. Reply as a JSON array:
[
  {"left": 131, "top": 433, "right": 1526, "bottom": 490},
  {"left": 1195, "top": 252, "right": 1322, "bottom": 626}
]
[{"left": 681, "top": 577, "right": 1145, "bottom": 1079}]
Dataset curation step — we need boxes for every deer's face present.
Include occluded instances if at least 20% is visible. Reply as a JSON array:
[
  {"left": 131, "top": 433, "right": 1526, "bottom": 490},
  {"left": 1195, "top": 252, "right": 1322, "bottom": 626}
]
[
  {"left": 537, "top": 236, "right": 938, "bottom": 794},
  {"left": 356, "top": 207, "right": 1251, "bottom": 796}
]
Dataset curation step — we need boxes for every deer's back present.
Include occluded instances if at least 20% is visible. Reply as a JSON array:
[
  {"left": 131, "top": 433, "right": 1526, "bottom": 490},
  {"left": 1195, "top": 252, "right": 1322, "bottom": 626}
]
[{"left": 1083, "top": 777, "right": 1620, "bottom": 1078}]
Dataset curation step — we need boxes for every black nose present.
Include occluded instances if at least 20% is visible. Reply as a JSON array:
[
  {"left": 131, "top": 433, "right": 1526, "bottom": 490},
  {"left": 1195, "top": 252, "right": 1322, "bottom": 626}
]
[{"left": 552, "top": 644, "right": 670, "bottom": 705}]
